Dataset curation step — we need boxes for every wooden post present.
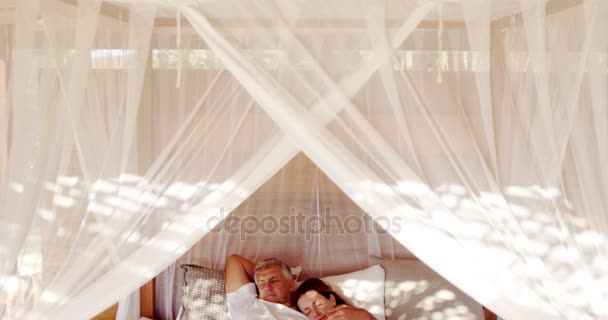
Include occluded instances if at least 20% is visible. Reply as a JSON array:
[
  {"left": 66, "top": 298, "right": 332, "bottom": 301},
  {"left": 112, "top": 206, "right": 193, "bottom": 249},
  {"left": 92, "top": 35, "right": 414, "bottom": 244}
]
[
  {"left": 140, "top": 279, "right": 155, "bottom": 319},
  {"left": 138, "top": 47, "right": 155, "bottom": 319}
]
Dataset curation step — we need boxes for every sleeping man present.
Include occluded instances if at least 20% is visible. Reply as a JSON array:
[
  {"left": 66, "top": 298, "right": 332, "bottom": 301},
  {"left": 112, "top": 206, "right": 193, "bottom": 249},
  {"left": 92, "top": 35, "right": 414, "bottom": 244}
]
[{"left": 225, "top": 254, "right": 374, "bottom": 320}]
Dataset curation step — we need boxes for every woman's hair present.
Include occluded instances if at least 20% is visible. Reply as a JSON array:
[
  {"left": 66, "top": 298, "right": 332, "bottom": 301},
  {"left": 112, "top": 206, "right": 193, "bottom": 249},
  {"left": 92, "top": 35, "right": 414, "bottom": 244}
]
[{"left": 294, "top": 278, "right": 348, "bottom": 311}]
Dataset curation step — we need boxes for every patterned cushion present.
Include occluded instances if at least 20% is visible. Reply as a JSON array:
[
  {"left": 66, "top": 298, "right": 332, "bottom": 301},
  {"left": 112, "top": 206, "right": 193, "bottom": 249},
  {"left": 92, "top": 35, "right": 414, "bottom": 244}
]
[{"left": 180, "top": 264, "right": 229, "bottom": 320}]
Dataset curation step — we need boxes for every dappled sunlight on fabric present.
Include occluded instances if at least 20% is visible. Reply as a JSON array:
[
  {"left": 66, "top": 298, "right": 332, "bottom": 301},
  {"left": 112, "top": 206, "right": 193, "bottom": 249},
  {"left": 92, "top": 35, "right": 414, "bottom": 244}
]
[
  {"left": 397, "top": 181, "right": 435, "bottom": 198},
  {"left": 117, "top": 185, "right": 167, "bottom": 207},
  {"left": 0, "top": 171, "right": 250, "bottom": 316},
  {"left": 147, "top": 235, "right": 189, "bottom": 255},
  {"left": 328, "top": 278, "right": 384, "bottom": 315},
  {"left": 219, "top": 180, "right": 236, "bottom": 193},
  {"left": 98, "top": 195, "right": 142, "bottom": 215},
  {"left": 434, "top": 184, "right": 467, "bottom": 197},
  {"left": 43, "top": 182, "right": 62, "bottom": 194},
  {"left": 17, "top": 252, "right": 42, "bottom": 277},
  {"left": 38, "top": 289, "right": 63, "bottom": 305},
  {"left": 505, "top": 185, "right": 562, "bottom": 201},
  {"left": 125, "top": 231, "right": 143, "bottom": 244},
  {"left": 437, "top": 194, "right": 459, "bottom": 209},
  {"left": 384, "top": 280, "right": 476, "bottom": 320},
  {"left": 2, "top": 276, "right": 22, "bottom": 298},
  {"left": 165, "top": 242, "right": 188, "bottom": 256},
  {"left": 55, "top": 176, "right": 78, "bottom": 188},
  {"left": 203, "top": 191, "right": 226, "bottom": 205},
  {"left": 373, "top": 182, "right": 394, "bottom": 195},
  {"left": 51, "top": 195, "right": 75, "bottom": 209},
  {"left": 163, "top": 221, "right": 198, "bottom": 235},
  {"left": 117, "top": 173, "right": 142, "bottom": 184},
  {"left": 477, "top": 192, "right": 508, "bottom": 210},
  {"left": 8, "top": 182, "right": 24, "bottom": 193},
  {"left": 0, "top": 274, "right": 42, "bottom": 319},
  {"left": 165, "top": 181, "right": 202, "bottom": 201},
  {"left": 36, "top": 209, "right": 55, "bottom": 222},
  {"left": 91, "top": 179, "right": 119, "bottom": 194},
  {"left": 548, "top": 247, "right": 581, "bottom": 264},
  {"left": 123, "top": 262, "right": 156, "bottom": 280},
  {"left": 592, "top": 256, "right": 608, "bottom": 272},
  {"left": 418, "top": 289, "right": 456, "bottom": 310},
  {"left": 385, "top": 181, "right": 608, "bottom": 319},
  {"left": 86, "top": 223, "right": 125, "bottom": 238},
  {"left": 1, "top": 1, "right": 607, "bottom": 319},
  {"left": 180, "top": 208, "right": 225, "bottom": 227},
  {"left": 86, "top": 201, "right": 114, "bottom": 217},
  {"left": 43, "top": 175, "right": 234, "bottom": 227}
]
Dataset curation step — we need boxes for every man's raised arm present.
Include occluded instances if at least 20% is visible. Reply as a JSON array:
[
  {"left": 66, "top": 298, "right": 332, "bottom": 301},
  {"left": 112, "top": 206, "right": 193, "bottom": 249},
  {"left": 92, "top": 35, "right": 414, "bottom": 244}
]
[{"left": 225, "top": 254, "right": 256, "bottom": 293}]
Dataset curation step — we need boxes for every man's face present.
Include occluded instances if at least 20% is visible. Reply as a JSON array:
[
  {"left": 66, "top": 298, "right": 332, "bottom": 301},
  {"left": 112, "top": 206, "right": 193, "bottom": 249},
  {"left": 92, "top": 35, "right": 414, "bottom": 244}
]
[{"left": 255, "top": 266, "right": 294, "bottom": 306}]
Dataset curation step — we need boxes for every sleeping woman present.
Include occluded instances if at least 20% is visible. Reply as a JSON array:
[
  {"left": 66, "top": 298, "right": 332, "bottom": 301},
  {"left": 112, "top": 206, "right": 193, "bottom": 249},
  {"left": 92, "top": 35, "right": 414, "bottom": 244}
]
[{"left": 294, "top": 278, "right": 375, "bottom": 320}]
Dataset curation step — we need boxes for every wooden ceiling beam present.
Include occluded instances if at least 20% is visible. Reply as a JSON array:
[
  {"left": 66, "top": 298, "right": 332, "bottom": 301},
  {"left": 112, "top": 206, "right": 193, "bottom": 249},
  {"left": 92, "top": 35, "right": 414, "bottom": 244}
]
[
  {"left": 493, "top": 0, "right": 583, "bottom": 29},
  {"left": 52, "top": 0, "right": 585, "bottom": 34},
  {"left": 19, "top": 0, "right": 589, "bottom": 31}
]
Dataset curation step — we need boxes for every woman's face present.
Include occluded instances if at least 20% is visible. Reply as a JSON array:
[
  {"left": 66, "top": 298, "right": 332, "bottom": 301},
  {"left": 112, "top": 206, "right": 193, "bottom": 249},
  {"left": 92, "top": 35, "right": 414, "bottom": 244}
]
[{"left": 297, "top": 290, "right": 337, "bottom": 320}]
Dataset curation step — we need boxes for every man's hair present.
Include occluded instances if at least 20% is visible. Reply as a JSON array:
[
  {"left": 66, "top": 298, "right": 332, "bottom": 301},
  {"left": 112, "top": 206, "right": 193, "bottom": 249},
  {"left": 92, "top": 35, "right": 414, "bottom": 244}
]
[{"left": 253, "top": 258, "right": 293, "bottom": 283}]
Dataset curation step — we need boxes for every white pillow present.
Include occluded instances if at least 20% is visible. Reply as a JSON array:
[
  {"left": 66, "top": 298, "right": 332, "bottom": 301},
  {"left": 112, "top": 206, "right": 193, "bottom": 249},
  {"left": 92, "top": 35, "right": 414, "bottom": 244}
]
[
  {"left": 320, "top": 265, "right": 386, "bottom": 320},
  {"left": 368, "top": 256, "right": 484, "bottom": 320}
]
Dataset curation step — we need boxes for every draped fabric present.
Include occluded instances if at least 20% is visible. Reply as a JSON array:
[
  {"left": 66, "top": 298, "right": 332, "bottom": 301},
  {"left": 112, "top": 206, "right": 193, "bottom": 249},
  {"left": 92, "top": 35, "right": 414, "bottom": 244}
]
[{"left": 1, "top": 1, "right": 607, "bottom": 320}]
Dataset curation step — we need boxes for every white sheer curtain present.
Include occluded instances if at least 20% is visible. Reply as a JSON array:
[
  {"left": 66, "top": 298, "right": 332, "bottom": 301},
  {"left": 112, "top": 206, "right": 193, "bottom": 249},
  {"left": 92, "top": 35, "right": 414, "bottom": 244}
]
[
  {"left": 155, "top": 151, "right": 411, "bottom": 319},
  {"left": 1, "top": 0, "right": 284, "bottom": 318},
  {"left": 1, "top": 0, "right": 607, "bottom": 320}
]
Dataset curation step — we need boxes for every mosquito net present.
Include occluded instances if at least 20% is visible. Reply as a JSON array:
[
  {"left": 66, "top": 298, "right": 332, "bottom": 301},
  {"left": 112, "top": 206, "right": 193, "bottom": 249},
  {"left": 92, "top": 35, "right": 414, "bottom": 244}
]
[{"left": 0, "top": 0, "right": 607, "bottom": 319}]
